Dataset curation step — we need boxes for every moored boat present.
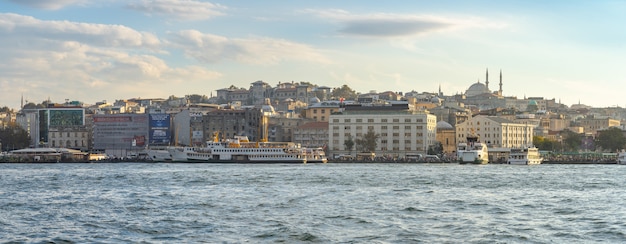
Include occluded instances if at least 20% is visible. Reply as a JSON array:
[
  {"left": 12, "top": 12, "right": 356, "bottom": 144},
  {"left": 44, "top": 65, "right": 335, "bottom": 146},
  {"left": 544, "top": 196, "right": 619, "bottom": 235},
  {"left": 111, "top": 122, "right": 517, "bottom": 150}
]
[
  {"left": 304, "top": 147, "right": 328, "bottom": 163},
  {"left": 617, "top": 150, "right": 626, "bottom": 165},
  {"left": 457, "top": 135, "right": 489, "bottom": 164},
  {"left": 167, "top": 135, "right": 307, "bottom": 163},
  {"left": 144, "top": 146, "right": 173, "bottom": 162},
  {"left": 507, "top": 147, "right": 543, "bottom": 165}
]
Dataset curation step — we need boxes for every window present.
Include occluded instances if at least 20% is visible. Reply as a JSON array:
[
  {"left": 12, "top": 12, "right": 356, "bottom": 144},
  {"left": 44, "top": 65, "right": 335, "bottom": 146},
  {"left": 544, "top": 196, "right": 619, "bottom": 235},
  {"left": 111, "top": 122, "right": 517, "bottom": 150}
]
[
  {"left": 356, "top": 119, "right": 362, "bottom": 122},
  {"left": 381, "top": 119, "right": 388, "bottom": 122},
  {"left": 393, "top": 119, "right": 399, "bottom": 123},
  {"left": 405, "top": 118, "right": 411, "bottom": 122},
  {"left": 368, "top": 119, "right": 374, "bottom": 123}
]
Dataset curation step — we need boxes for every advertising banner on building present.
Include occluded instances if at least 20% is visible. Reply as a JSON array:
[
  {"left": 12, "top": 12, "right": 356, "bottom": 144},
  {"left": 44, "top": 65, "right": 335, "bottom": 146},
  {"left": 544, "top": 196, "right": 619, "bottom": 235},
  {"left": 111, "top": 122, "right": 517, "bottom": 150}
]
[{"left": 149, "top": 114, "right": 171, "bottom": 144}]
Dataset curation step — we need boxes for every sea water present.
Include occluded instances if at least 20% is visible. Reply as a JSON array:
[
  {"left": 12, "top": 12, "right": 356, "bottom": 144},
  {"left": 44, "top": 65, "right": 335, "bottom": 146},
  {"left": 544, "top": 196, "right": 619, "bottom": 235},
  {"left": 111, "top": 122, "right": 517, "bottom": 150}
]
[{"left": 1, "top": 163, "right": 625, "bottom": 243}]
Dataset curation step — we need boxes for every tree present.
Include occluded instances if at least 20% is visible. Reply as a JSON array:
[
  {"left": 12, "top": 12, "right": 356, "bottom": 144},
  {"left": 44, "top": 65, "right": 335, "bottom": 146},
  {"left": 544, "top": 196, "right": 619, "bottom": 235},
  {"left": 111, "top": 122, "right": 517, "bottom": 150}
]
[
  {"left": 187, "top": 94, "right": 208, "bottom": 103},
  {"left": 355, "top": 127, "right": 379, "bottom": 152},
  {"left": 428, "top": 142, "right": 443, "bottom": 155},
  {"left": 0, "top": 123, "right": 30, "bottom": 151},
  {"left": 596, "top": 127, "right": 626, "bottom": 152},
  {"left": 344, "top": 136, "right": 355, "bottom": 154},
  {"left": 331, "top": 85, "right": 358, "bottom": 100},
  {"left": 561, "top": 129, "right": 582, "bottom": 152},
  {"left": 534, "top": 136, "right": 560, "bottom": 151}
]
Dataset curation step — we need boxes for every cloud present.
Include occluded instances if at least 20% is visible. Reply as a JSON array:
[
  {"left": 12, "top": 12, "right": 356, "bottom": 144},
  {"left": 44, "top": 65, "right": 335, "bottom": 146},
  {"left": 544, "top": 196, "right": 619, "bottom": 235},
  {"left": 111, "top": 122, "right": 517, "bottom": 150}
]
[
  {"left": 0, "top": 13, "right": 221, "bottom": 107},
  {"left": 126, "top": 0, "right": 226, "bottom": 21},
  {"left": 305, "top": 9, "right": 495, "bottom": 38},
  {"left": 168, "top": 30, "right": 330, "bottom": 64},
  {"left": 0, "top": 13, "right": 161, "bottom": 49},
  {"left": 7, "top": 0, "right": 86, "bottom": 10}
]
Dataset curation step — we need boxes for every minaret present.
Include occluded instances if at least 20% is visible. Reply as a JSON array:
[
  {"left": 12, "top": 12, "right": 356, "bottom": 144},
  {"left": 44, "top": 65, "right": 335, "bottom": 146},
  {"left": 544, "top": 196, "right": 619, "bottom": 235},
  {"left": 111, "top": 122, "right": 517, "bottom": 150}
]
[
  {"left": 485, "top": 68, "right": 489, "bottom": 90},
  {"left": 499, "top": 69, "right": 503, "bottom": 96},
  {"left": 438, "top": 84, "right": 442, "bottom": 96},
  {"left": 20, "top": 93, "right": 24, "bottom": 109}
]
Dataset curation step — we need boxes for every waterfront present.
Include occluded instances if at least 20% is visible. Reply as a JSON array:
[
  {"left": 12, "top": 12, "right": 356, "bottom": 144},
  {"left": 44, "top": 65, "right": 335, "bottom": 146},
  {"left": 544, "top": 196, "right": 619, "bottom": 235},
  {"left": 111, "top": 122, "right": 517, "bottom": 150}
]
[{"left": 1, "top": 163, "right": 625, "bottom": 243}]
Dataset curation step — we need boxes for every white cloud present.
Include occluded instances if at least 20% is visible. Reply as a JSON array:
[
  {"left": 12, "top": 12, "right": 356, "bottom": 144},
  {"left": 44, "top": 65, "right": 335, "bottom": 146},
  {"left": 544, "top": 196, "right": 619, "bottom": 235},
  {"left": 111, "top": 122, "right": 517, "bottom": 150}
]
[
  {"left": 0, "top": 13, "right": 222, "bottom": 108},
  {"left": 126, "top": 0, "right": 226, "bottom": 21},
  {"left": 0, "top": 13, "right": 161, "bottom": 49},
  {"left": 7, "top": 0, "right": 86, "bottom": 10},
  {"left": 168, "top": 30, "right": 330, "bottom": 65},
  {"left": 304, "top": 9, "right": 501, "bottom": 38}
]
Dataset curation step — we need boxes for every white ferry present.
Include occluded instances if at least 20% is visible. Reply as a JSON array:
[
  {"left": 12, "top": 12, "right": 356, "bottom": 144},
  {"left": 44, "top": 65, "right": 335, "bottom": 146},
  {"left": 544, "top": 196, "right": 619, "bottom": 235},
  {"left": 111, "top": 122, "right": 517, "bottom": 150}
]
[
  {"left": 617, "top": 150, "right": 626, "bottom": 165},
  {"left": 304, "top": 147, "right": 328, "bottom": 163},
  {"left": 457, "top": 135, "right": 489, "bottom": 164},
  {"left": 507, "top": 147, "right": 543, "bottom": 165},
  {"left": 168, "top": 135, "right": 307, "bottom": 164},
  {"left": 144, "top": 146, "right": 173, "bottom": 162}
]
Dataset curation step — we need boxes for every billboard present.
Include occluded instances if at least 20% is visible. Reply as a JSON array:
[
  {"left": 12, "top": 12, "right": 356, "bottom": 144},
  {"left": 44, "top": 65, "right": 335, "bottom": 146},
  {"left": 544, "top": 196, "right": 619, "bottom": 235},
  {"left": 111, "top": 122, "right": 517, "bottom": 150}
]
[
  {"left": 49, "top": 109, "right": 85, "bottom": 126},
  {"left": 149, "top": 114, "right": 171, "bottom": 144}
]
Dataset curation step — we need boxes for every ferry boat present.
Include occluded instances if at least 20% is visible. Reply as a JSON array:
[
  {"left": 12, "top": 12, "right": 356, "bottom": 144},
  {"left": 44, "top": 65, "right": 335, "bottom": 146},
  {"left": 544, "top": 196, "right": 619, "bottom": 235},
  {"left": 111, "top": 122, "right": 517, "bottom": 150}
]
[
  {"left": 144, "top": 147, "right": 173, "bottom": 162},
  {"left": 507, "top": 147, "right": 543, "bottom": 165},
  {"left": 617, "top": 150, "right": 626, "bottom": 165},
  {"left": 304, "top": 147, "right": 328, "bottom": 163},
  {"left": 167, "top": 135, "right": 307, "bottom": 164},
  {"left": 457, "top": 135, "right": 489, "bottom": 164}
]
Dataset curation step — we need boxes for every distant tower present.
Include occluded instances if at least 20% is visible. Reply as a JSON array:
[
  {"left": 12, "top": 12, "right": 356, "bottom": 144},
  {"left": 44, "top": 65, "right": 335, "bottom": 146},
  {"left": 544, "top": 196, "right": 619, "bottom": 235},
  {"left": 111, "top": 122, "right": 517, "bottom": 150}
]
[
  {"left": 20, "top": 93, "right": 24, "bottom": 109},
  {"left": 438, "top": 84, "right": 442, "bottom": 96},
  {"left": 485, "top": 68, "right": 489, "bottom": 90},
  {"left": 498, "top": 69, "right": 503, "bottom": 96}
]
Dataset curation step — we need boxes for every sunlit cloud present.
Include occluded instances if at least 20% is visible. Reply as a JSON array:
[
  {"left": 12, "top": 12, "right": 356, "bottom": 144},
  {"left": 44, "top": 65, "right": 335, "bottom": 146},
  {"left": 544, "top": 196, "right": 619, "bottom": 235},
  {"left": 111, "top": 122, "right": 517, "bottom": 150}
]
[
  {"left": 6, "top": 0, "right": 87, "bottom": 10},
  {"left": 0, "top": 13, "right": 161, "bottom": 49},
  {"left": 304, "top": 9, "right": 503, "bottom": 38},
  {"left": 168, "top": 30, "right": 331, "bottom": 64},
  {"left": 126, "top": 0, "right": 227, "bottom": 21}
]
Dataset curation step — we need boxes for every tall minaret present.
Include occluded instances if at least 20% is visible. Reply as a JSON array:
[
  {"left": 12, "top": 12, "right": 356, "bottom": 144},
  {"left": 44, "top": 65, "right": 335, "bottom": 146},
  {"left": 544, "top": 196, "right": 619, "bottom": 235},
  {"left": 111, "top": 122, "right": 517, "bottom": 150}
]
[
  {"left": 438, "top": 84, "right": 442, "bottom": 96},
  {"left": 499, "top": 69, "right": 503, "bottom": 96},
  {"left": 485, "top": 68, "right": 489, "bottom": 90},
  {"left": 20, "top": 93, "right": 24, "bottom": 109}
]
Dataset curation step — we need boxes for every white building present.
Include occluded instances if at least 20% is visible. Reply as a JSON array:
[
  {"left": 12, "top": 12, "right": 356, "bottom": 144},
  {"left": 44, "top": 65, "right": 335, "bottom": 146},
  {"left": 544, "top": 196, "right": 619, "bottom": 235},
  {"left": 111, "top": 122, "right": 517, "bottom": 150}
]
[
  {"left": 329, "top": 103, "right": 437, "bottom": 158},
  {"left": 456, "top": 115, "right": 534, "bottom": 149}
]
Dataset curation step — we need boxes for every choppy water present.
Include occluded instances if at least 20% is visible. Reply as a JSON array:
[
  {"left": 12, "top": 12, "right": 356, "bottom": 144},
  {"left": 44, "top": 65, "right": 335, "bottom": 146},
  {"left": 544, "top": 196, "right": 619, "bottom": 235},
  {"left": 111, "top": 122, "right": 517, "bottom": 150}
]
[{"left": 1, "top": 163, "right": 625, "bottom": 243}]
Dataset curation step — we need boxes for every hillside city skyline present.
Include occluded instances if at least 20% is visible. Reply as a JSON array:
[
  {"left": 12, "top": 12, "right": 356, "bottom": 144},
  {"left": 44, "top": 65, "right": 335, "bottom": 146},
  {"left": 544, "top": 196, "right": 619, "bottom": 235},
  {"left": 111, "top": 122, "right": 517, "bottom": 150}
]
[
  {"left": 2, "top": 1, "right": 626, "bottom": 110},
  {"left": 4, "top": 79, "right": 610, "bottom": 112}
]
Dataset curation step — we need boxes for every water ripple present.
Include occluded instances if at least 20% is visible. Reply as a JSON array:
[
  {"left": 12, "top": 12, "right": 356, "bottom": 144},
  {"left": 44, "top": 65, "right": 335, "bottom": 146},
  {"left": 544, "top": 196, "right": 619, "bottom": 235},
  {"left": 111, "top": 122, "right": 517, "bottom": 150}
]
[{"left": 1, "top": 163, "right": 626, "bottom": 242}]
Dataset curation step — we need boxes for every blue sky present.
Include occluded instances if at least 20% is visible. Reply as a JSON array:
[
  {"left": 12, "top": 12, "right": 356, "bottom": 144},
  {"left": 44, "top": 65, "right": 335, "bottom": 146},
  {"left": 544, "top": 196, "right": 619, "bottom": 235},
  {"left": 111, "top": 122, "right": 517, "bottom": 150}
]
[{"left": 1, "top": 0, "right": 625, "bottom": 110}]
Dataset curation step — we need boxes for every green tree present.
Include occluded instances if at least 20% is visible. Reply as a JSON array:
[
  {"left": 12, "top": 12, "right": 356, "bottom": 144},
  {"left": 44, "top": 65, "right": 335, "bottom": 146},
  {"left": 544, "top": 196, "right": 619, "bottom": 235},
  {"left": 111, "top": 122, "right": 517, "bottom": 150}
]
[
  {"left": 187, "top": 94, "right": 208, "bottom": 103},
  {"left": 355, "top": 127, "right": 379, "bottom": 152},
  {"left": 534, "top": 136, "right": 561, "bottom": 152},
  {"left": 344, "top": 136, "right": 355, "bottom": 154},
  {"left": 428, "top": 142, "right": 443, "bottom": 155},
  {"left": 0, "top": 123, "right": 30, "bottom": 151},
  {"left": 331, "top": 85, "right": 358, "bottom": 100},
  {"left": 561, "top": 129, "right": 582, "bottom": 152},
  {"left": 596, "top": 127, "right": 626, "bottom": 152}
]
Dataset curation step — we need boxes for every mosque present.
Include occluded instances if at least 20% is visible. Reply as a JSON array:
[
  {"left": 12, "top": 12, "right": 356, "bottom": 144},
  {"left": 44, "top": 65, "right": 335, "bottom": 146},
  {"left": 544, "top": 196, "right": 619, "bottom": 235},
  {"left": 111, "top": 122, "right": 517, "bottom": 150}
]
[
  {"left": 465, "top": 69, "right": 503, "bottom": 97},
  {"left": 461, "top": 69, "right": 507, "bottom": 110}
]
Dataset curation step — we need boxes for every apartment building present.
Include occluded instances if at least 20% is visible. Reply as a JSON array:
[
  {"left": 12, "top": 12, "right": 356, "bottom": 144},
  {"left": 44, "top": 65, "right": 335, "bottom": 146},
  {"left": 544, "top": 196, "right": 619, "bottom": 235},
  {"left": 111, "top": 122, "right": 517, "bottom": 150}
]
[
  {"left": 456, "top": 115, "right": 534, "bottom": 149},
  {"left": 329, "top": 102, "right": 437, "bottom": 158}
]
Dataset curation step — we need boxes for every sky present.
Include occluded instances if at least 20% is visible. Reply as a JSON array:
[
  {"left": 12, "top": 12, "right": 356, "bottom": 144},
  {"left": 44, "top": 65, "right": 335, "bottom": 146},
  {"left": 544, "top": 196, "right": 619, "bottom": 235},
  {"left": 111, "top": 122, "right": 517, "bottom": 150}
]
[{"left": 1, "top": 0, "right": 626, "bottom": 110}]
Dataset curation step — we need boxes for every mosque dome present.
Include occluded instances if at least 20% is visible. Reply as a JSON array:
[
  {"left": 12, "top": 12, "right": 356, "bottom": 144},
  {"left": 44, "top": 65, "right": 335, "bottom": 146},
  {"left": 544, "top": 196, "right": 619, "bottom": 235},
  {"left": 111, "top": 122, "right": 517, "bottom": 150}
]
[
  {"left": 465, "top": 82, "right": 490, "bottom": 97},
  {"left": 436, "top": 120, "right": 454, "bottom": 130},
  {"left": 261, "top": 104, "right": 275, "bottom": 114},
  {"left": 528, "top": 100, "right": 538, "bottom": 105},
  {"left": 309, "top": 97, "right": 321, "bottom": 103}
]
